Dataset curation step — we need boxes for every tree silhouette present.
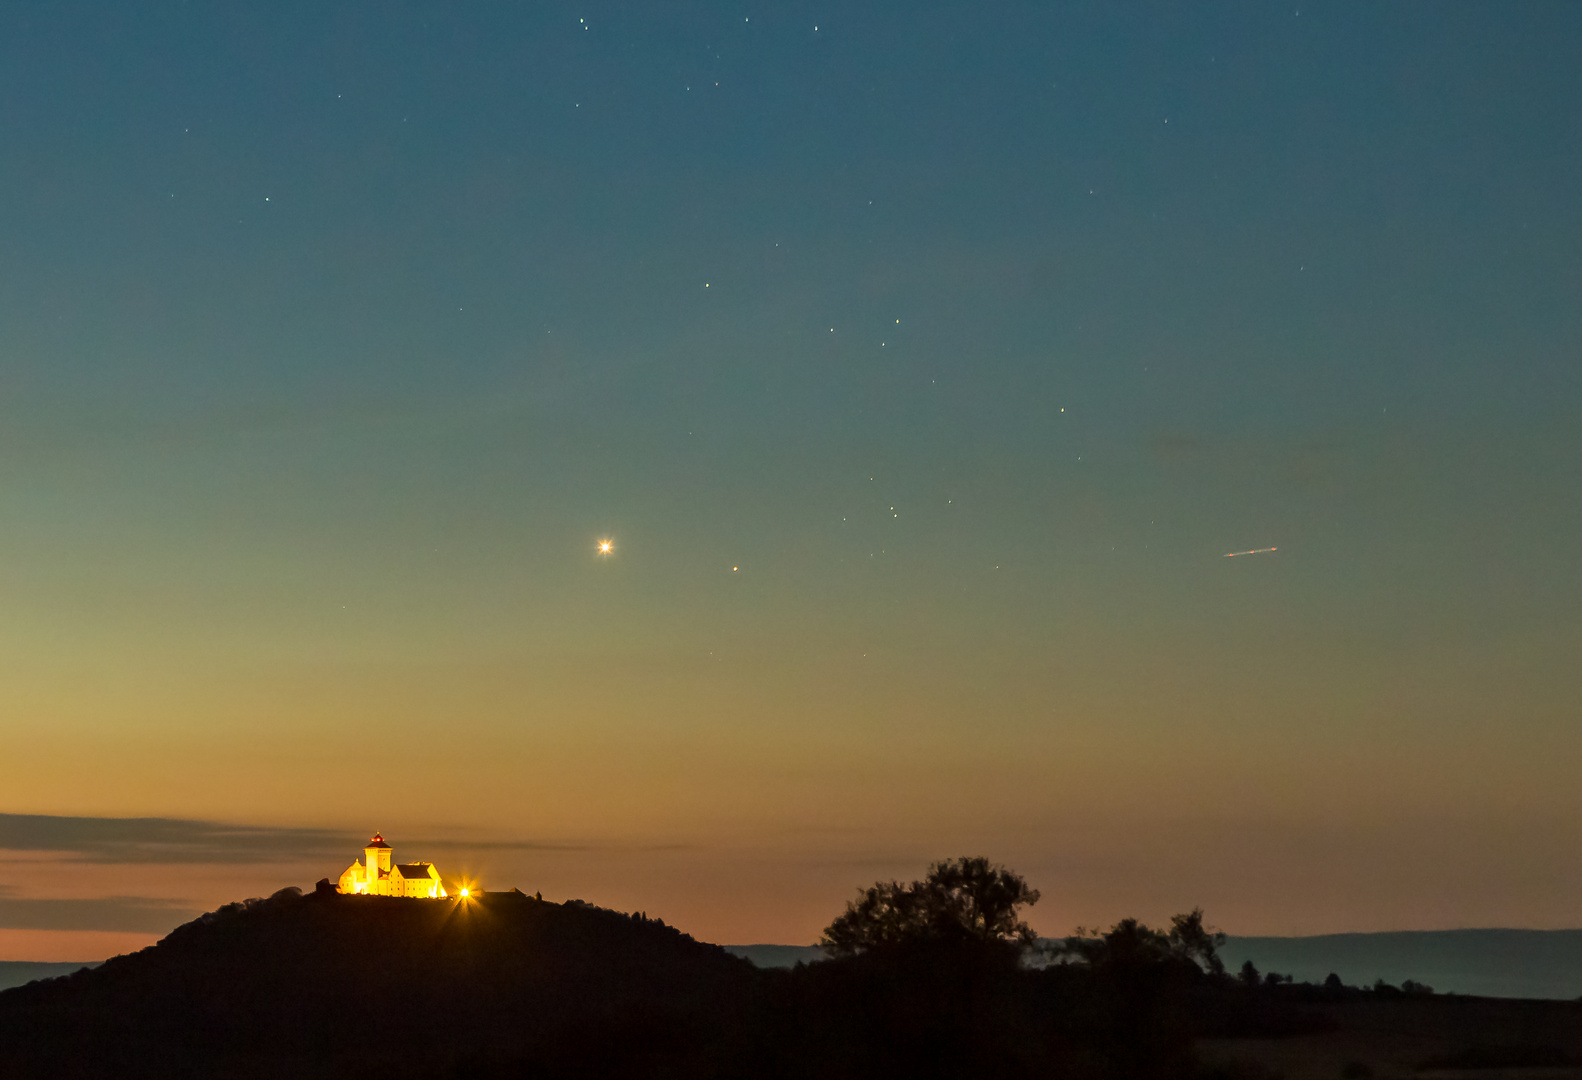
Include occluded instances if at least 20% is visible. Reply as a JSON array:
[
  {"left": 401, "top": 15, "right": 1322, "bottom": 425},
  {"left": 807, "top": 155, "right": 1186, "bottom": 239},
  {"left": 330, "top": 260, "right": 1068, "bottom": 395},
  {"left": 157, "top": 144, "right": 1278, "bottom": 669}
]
[
  {"left": 1167, "top": 908, "right": 1227, "bottom": 975},
  {"left": 1057, "top": 908, "right": 1226, "bottom": 975},
  {"left": 820, "top": 856, "right": 1040, "bottom": 957}
]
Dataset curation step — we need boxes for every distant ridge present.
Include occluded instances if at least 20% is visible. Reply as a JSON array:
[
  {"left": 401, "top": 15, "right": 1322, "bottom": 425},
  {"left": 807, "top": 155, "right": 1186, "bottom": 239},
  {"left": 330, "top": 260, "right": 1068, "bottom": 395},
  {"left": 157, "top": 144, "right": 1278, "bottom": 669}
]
[
  {"left": 0, "top": 962, "right": 100, "bottom": 992},
  {"left": 725, "top": 943, "right": 825, "bottom": 968},
  {"left": 730, "top": 931, "right": 1582, "bottom": 1000},
  {"left": 1221, "top": 929, "right": 1582, "bottom": 1000}
]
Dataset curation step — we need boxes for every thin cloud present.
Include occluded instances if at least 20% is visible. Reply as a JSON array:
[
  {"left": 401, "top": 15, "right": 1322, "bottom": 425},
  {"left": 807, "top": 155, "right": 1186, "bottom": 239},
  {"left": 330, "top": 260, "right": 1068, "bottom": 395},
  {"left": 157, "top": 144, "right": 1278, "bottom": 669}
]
[
  {"left": 0, "top": 815, "right": 689, "bottom": 864},
  {"left": 406, "top": 838, "right": 590, "bottom": 853},
  {"left": 409, "top": 839, "right": 698, "bottom": 855},
  {"left": 0, "top": 814, "right": 343, "bottom": 865},
  {"left": 0, "top": 896, "right": 198, "bottom": 933}
]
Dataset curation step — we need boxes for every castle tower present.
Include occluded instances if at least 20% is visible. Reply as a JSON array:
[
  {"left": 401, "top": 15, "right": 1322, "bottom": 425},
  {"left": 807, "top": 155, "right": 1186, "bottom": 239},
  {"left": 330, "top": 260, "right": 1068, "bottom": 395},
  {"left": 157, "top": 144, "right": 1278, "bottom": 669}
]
[{"left": 365, "top": 833, "right": 392, "bottom": 883}]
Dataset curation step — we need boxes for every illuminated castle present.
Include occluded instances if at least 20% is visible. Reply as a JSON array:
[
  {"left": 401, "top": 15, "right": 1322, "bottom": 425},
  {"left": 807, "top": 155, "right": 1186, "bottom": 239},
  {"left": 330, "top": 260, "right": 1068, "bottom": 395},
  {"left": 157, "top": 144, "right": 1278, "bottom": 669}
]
[{"left": 337, "top": 834, "right": 447, "bottom": 898}]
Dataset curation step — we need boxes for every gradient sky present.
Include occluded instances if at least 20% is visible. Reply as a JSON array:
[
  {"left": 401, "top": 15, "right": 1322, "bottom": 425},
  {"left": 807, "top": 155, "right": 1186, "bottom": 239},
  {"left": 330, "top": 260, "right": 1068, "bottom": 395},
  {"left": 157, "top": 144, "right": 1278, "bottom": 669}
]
[{"left": 3, "top": 1, "right": 1581, "bottom": 961}]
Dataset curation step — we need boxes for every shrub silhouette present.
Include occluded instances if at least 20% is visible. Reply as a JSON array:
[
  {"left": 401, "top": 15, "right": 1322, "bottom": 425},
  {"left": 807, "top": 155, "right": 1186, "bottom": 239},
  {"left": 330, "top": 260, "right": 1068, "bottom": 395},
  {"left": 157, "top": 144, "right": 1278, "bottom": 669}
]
[{"left": 1057, "top": 909, "right": 1226, "bottom": 976}]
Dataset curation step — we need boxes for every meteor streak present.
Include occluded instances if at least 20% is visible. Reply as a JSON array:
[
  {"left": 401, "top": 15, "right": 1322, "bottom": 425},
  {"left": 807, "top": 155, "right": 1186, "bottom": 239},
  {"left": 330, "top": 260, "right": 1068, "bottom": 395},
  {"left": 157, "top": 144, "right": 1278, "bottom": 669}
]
[{"left": 1225, "top": 547, "right": 1277, "bottom": 557}]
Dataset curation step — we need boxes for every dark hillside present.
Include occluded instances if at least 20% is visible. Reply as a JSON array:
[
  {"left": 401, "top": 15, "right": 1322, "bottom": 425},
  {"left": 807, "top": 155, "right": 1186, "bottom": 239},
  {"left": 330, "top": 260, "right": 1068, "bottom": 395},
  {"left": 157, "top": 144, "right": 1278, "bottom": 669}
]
[
  {"left": 0, "top": 887, "right": 1228, "bottom": 1079},
  {"left": 9, "top": 885, "right": 1568, "bottom": 1080},
  {"left": 0, "top": 887, "right": 755, "bottom": 1080}
]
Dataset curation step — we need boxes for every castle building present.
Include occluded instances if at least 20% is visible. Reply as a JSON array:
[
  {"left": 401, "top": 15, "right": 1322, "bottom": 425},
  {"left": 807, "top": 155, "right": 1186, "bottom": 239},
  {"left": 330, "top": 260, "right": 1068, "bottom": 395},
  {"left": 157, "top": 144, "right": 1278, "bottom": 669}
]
[{"left": 337, "top": 834, "right": 447, "bottom": 898}]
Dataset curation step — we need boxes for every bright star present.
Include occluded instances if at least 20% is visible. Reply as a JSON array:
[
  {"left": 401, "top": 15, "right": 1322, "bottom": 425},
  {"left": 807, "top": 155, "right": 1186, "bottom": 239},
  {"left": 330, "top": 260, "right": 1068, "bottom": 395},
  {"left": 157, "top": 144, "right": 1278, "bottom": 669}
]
[{"left": 597, "top": 539, "right": 614, "bottom": 555}]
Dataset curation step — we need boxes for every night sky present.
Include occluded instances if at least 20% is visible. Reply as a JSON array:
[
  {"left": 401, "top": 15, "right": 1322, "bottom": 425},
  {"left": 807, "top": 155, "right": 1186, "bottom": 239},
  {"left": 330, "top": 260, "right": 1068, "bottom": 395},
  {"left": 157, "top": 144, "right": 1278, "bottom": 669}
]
[{"left": 3, "top": 2, "right": 1581, "bottom": 960}]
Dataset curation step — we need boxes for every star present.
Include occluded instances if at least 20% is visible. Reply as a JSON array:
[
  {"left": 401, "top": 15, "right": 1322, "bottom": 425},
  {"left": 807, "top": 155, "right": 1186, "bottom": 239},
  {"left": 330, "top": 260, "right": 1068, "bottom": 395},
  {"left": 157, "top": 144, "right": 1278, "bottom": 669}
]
[{"left": 597, "top": 539, "right": 614, "bottom": 555}]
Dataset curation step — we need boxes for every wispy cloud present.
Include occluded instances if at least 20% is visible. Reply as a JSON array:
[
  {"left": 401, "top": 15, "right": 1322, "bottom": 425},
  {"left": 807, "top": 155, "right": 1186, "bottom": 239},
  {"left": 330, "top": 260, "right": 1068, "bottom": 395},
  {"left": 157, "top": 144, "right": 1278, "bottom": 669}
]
[
  {"left": 0, "top": 815, "right": 686, "bottom": 865},
  {"left": 0, "top": 814, "right": 343, "bottom": 865},
  {"left": 408, "top": 839, "right": 696, "bottom": 854},
  {"left": 0, "top": 896, "right": 198, "bottom": 933},
  {"left": 407, "top": 838, "right": 591, "bottom": 853}
]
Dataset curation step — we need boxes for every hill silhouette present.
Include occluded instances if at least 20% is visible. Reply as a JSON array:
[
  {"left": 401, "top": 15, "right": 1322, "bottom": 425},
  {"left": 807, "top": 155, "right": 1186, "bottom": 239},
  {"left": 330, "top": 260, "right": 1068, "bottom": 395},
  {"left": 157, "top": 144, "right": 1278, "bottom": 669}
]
[
  {"left": 10, "top": 882, "right": 1574, "bottom": 1080},
  {"left": 0, "top": 886, "right": 756, "bottom": 1080},
  {"left": 0, "top": 884, "right": 1226, "bottom": 1079}
]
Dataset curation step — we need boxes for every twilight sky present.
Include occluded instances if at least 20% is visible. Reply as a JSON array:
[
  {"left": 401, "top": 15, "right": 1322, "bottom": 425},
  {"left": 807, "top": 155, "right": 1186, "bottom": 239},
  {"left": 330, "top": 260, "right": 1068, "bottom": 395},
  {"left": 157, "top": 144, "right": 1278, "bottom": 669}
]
[{"left": 3, "top": 1, "right": 1581, "bottom": 961}]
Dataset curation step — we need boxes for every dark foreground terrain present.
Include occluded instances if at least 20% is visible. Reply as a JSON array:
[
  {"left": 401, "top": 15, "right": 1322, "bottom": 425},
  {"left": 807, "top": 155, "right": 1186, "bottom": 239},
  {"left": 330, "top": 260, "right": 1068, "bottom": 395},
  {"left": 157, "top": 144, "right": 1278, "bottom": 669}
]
[
  {"left": 1202, "top": 994, "right": 1582, "bottom": 1080},
  {"left": 2, "top": 887, "right": 1578, "bottom": 1080}
]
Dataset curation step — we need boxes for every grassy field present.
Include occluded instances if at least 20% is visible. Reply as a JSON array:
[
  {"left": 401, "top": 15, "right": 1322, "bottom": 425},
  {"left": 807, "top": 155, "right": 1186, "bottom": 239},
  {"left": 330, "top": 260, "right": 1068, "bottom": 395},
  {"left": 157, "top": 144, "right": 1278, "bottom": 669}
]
[{"left": 1202, "top": 995, "right": 1582, "bottom": 1080}]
